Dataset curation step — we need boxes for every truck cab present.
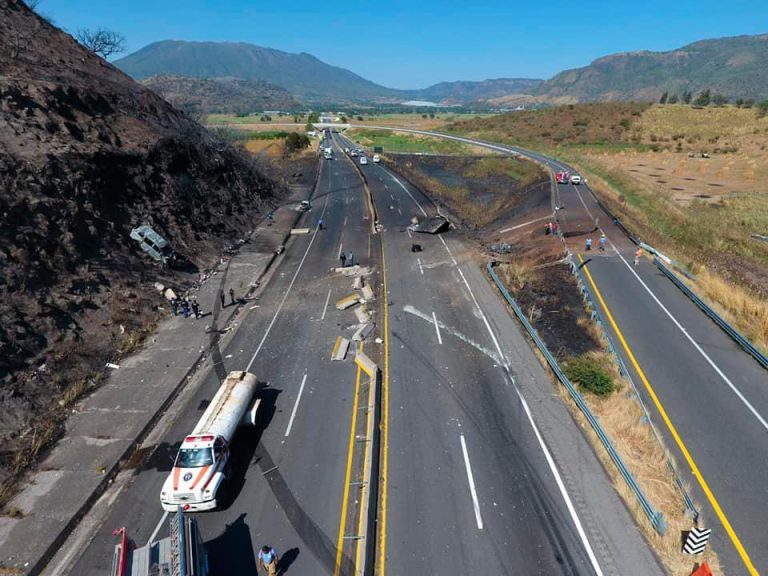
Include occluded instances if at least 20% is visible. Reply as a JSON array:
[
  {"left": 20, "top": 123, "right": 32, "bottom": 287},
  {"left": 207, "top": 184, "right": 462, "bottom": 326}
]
[{"left": 161, "top": 434, "right": 228, "bottom": 512}]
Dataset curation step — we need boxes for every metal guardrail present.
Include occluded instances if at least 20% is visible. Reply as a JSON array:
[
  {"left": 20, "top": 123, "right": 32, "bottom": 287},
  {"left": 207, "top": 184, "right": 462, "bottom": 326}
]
[
  {"left": 487, "top": 261, "right": 667, "bottom": 535},
  {"left": 655, "top": 257, "right": 768, "bottom": 371},
  {"left": 566, "top": 254, "right": 700, "bottom": 521}
]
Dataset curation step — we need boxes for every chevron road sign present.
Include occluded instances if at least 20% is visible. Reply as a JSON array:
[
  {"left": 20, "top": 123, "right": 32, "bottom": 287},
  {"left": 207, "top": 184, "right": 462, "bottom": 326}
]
[{"left": 683, "top": 527, "right": 712, "bottom": 555}]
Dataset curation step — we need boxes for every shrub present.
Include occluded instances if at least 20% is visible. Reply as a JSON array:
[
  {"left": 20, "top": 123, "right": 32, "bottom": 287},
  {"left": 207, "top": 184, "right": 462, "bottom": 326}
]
[
  {"left": 563, "top": 355, "right": 615, "bottom": 396},
  {"left": 284, "top": 132, "right": 310, "bottom": 153}
]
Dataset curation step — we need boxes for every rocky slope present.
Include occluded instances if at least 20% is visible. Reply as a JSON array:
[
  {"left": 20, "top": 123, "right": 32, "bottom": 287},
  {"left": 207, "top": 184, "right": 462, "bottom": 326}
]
[
  {"left": 0, "top": 0, "right": 284, "bottom": 466},
  {"left": 141, "top": 74, "right": 300, "bottom": 114},
  {"left": 536, "top": 34, "right": 768, "bottom": 102}
]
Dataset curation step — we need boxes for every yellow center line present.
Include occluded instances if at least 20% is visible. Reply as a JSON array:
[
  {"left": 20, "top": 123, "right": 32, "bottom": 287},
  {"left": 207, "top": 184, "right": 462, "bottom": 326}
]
[
  {"left": 378, "top": 240, "right": 390, "bottom": 576},
  {"left": 578, "top": 254, "right": 759, "bottom": 575},
  {"left": 334, "top": 342, "right": 364, "bottom": 576}
]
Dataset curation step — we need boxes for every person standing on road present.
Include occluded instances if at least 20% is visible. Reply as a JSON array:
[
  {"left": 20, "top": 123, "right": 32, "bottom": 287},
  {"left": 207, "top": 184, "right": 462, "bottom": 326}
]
[
  {"left": 191, "top": 298, "right": 200, "bottom": 319},
  {"left": 348, "top": 251, "right": 354, "bottom": 266},
  {"left": 257, "top": 545, "right": 279, "bottom": 576},
  {"left": 229, "top": 287, "right": 236, "bottom": 306},
  {"left": 585, "top": 237, "right": 592, "bottom": 251},
  {"left": 552, "top": 221, "right": 559, "bottom": 236},
  {"left": 634, "top": 247, "right": 643, "bottom": 266},
  {"left": 219, "top": 291, "right": 226, "bottom": 309},
  {"left": 181, "top": 299, "right": 189, "bottom": 319},
  {"left": 171, "top": 298, "right": 178, "bottom": 317},
  {"left": 599, "top": 233, "right": 607, "bottom": 251},
  {"left": 318, "top": 218, "right": 324, "bottom": 230},
  {"left": 340, "top": 252, "right": 347, "bottom": 267}
]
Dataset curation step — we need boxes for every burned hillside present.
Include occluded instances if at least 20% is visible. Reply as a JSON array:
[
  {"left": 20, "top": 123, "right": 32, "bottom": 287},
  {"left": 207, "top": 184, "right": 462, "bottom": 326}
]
[{"left": 0, "top": 0, "right": 285, "bottom": 465}]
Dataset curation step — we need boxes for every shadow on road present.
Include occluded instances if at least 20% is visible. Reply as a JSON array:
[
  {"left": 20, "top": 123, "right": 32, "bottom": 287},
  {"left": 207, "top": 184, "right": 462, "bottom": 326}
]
[
  {"left": 223, "top": 384, "right": 281, "bottom": 508},
  {"left": 257, "top": 444, "right": 355, "bottom": 576},
  {"left": 278, "top": 547, "right": 300, "bottom": 574},
  {"left": 206, "top": 513, "right": 257, "bottom": 576}
]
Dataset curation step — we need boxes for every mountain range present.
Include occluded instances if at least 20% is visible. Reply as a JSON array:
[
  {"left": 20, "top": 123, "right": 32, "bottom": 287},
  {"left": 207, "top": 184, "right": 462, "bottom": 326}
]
[
  {"left": 140, "top": 75, "right": 299, "bottom": 114},
  {"left": 115, "top": 34, "right": 768, "bottom": 107}
]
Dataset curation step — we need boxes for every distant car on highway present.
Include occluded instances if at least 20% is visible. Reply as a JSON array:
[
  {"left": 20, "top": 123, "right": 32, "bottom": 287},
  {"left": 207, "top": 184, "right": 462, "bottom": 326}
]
[
  {"left": 350, "top": 149, "right": 358, "bottom": 157},
  {"left": 372, "top": 154, "right": 381, "bottom": 163},
  {"left": 555, "top": 170, "right": 569, "bottom": 184},
  {"left": 297, "top": 200, "right": 311, "bottom": 212},
  {"left": 360, "top": 156, "right": 368, "bottom": 165},
  {"left": 570, "top": 174, "right": 582, "bottom": 185}
]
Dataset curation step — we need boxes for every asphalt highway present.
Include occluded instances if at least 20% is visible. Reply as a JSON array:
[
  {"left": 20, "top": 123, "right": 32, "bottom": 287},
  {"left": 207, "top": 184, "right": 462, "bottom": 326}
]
[
  {"left": 337, "top": 133, "right": 663, "bottom": 575},
  {"left": 66, "top": 131, "right": 667, "bottom": 576},
  {"left": 70, "top": 135, "right": 374, "bottom": 576},
  {"left": 356, "top": 126, "right": 768, "bottom": 574}
]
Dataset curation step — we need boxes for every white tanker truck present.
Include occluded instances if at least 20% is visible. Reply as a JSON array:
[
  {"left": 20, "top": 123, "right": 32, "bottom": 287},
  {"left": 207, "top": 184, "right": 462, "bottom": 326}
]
[{"left": 160, "top": 371, "right": 261, "bottom": 512}]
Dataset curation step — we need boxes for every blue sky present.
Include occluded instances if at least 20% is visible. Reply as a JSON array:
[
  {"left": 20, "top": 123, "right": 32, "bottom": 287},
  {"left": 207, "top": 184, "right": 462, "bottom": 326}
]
[{"left": 39, "top": 0, "right": 767, "bottom": 89}]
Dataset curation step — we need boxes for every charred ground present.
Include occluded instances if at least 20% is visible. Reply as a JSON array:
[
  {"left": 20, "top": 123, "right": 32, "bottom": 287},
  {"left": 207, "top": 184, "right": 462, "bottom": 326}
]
[{"left": 0, "top": 0, "right": 287, "bottom": 478}]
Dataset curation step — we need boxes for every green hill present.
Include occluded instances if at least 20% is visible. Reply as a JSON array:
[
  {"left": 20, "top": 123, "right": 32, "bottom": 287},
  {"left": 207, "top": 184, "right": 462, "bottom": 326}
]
[
  {"left": 115, "top": 40, "right": 399, "bottom": 103},
  {"left": 536, "top": 34, "right": 768, "bottom": 102}
]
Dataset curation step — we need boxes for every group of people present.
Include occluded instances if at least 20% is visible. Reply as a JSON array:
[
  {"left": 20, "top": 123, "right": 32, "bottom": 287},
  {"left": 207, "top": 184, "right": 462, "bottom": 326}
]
[
  {"left": 171, "top": 295, "right": 202, "bottom": 319},
  {"left": 585, "top": 233, "right": 607, "bottom": 252},
  {"left": 544, "top": 221, "right": 560, "bottom": 236}
]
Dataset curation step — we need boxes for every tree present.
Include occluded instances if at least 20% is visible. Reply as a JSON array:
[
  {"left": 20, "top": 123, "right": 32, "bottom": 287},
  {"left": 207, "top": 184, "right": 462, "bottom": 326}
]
[
  {"left": 667, "top": 94, "right": 679, "bottom": 104},
  {"left": 284, "top": 132, "right": 310, "bottom": 154},
  {"left": 340, "top": 116, "right": 348, "bottom": 123},
  {"left": 682, "top": 91, "right": 692, "bottom": 104},
  {"left": 356, "top": 116, "right": 364, "bottom": 122},
  {"left": 693, "top": 89, "right": 711, "bottom": 107},
  {"left": 757, "top": 101, "right": 768, "bottom": 119},
  {"left": 711, "top": 93, "right": 729, "bottom": 106},
  {"left": 735, "top": 98, "right": 745, "bottom": 108},
  {"left": 76, "top": 28, "right": 126, "bottom": 58},
  {"left": 429, "top": 112, "right": 435, "bottom": 119},
  {"left": 659, "top": 91, "right": 668, "bottom": 104}
]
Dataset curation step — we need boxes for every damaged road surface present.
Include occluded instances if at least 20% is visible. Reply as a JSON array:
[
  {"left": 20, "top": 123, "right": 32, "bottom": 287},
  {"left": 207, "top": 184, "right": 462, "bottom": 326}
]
[{"left": 59, "top": 136, "right": 377, "bottom": 576}]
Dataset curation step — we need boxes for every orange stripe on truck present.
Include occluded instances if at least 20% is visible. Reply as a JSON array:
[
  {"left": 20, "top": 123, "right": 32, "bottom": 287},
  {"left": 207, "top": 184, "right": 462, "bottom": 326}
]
[
  {"left": 172, "top": 466, "right": 180, "bottom": 491},
  {"left": 190, "top": 465, "right": 210, "bottom": 490}
]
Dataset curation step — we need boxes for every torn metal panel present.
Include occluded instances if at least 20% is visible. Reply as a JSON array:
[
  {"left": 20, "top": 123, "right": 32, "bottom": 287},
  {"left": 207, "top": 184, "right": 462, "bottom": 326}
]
[{"left": 414, "top": 216, "right": 450, "bottom": 235}]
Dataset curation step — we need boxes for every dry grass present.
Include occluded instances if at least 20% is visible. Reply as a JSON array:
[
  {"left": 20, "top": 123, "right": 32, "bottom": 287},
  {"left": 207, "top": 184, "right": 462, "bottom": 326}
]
[
  {"left": 562, "top": 378, "right": 721, "bottom": 575},
  {"left": 685, "top": 267, "right": 768, "bottom": 354}
]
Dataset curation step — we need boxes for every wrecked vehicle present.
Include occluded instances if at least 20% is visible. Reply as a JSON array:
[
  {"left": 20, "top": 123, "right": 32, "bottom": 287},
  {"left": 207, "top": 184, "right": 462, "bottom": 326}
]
[{"left": 130, "top": 225, "right": 174, "bottom": 264}]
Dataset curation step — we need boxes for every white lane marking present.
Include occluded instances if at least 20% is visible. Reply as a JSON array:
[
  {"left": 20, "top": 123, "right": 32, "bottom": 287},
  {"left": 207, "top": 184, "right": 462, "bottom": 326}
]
[
  {"left": 437, "top": 234, "right": 604, "bottom": 575},
  {"left": 512, "top": 383, "right": 604, "bottom": 575},
  {"left": 460, "top": 434, "right": 483, "bottom": 530},
  {"left": 417, "top": 257, "right": 424, "bottom": 275},
  {"left": 384, "top": 184, "right": 389, "bottom": 190},
  {"left": 343, "top": 216, "right": 348, "bottom": 226},
  {"left": 147, "top": 510, "right": 169, "bottom": 546},
  {"left": 498, "top": 214, "right": 553, "bottom": 234},
  {"left": 285, "top": 374, "right": 308, "bottom": 437},
  {"left": 245, "top": 189, "right": 331, "bottom": 372},
  {"left": 407, "top": 229, "right": 413, "bottom": 239},
  {"left": 432, "top": 311, "right": 442, "bottom": 345},
  {"left": 403, "top": 305, "right": 502, "bottom": 364},
  {"left": 390, "top": 194, "right": 394, "bottom": 200},
  {"left": 338, "top": 242, "right": 344, "bottom": 259},
  {"left": 609, "top": 242, "right": 768, "bottom": 433},
  {"left": 321, "top": 288, "right": 332, "bottom": 321},
  {"left": 397, "top": 208, "right": 402, "bottom": 215},
  {"left": 388, "top": 172, "right": 428, "bottom": 216}
]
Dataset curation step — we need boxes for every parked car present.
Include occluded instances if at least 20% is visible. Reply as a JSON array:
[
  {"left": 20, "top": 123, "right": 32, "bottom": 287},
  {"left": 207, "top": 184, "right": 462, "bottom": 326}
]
[
  {"left": 297, "top": 200, "right": 312, "bottom": 212},
  {"left": 372, "top": 154, "right": 381, "bottom": 163},
  {"left": 570, "top": 174, "right": 582, "bottom": 185}
]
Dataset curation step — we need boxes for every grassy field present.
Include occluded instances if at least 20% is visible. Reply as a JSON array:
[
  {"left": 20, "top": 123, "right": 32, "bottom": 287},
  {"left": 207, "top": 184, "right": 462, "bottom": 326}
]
[
  {"left": 347, "top": 128, "right": 475, "bottom": 155},
  {"left": 352, "top": 112, "right": 492, "bottom": 129},
  {"left": 449, "top": 103, "right": 768, "bottom": 350}
]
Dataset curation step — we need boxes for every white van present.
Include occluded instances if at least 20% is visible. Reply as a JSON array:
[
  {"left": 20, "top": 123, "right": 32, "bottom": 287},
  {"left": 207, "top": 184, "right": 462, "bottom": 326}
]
[
  {"left": 372, "top": 154, "right": 381, "bottom": 163},
  {"left": 360, "top": 156, "right": 368, "bottom": 165}
]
